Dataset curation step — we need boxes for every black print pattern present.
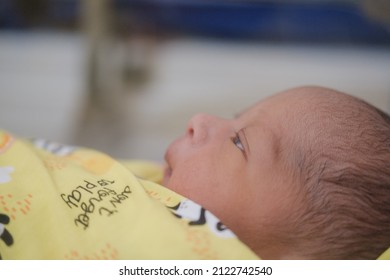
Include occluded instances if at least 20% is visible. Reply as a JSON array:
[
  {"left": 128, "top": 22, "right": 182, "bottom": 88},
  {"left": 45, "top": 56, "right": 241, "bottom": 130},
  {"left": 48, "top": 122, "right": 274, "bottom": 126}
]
[
  {"left": 0, "top": 213, "right": 14, "bottom": 260},
  {"left": 168, "top": 199, "right": 234, "bottom": 238}
]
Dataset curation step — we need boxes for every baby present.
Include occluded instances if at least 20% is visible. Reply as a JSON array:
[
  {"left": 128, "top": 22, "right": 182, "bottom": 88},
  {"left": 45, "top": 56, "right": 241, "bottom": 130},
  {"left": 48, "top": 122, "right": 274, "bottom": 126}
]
[{"left": 162, "top": 85, "right": 390, "bottom": 259}]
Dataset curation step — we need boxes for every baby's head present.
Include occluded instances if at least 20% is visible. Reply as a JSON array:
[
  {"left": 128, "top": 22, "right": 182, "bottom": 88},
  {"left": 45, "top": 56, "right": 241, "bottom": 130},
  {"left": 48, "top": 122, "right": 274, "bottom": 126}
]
[{"left": 163, "top": 86, "right": 390, "bottom": 259}]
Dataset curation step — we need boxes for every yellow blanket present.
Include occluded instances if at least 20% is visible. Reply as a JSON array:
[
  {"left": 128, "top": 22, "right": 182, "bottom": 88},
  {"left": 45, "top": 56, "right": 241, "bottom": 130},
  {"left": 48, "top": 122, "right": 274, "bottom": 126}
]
[{"left": 0, "top": 130, "right": 258, "bottom": 260}]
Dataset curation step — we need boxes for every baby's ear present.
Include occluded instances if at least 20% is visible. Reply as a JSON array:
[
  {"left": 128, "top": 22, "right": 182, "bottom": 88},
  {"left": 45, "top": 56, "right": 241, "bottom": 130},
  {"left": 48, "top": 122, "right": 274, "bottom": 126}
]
[{"left": 377, "top": 247, "right": 390, "bottom": 260}]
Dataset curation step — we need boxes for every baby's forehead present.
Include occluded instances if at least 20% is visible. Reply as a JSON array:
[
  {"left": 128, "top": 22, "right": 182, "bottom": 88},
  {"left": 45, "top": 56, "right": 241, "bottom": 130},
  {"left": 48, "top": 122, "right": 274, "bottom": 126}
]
[
  {"left": 283, "top": 87, "right": 357, "bottom": 108},
  {"left": 243, "top": 87, "right": 371, "bottom": 143},
  {"left": 275, "top": 87, "right": 381, "bottom": 148},
  {"left": 252, "top": 87, "right": 366, "bottom": 140},
  {"left": 268, "top": 88, "right": 362, "bottom": 122}
]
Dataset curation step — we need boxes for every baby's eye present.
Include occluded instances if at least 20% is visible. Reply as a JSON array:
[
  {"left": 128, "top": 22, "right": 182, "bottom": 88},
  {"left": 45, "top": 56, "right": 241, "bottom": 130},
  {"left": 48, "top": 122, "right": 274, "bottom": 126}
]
[{"left": 232, "top": 134, "right": 245, "bottom": 151}]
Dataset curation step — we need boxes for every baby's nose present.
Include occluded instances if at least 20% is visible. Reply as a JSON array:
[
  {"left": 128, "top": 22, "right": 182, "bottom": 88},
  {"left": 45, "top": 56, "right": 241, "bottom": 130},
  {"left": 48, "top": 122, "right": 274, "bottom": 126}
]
[{"left": 187, "top": 113, "right": 214, "bottom": 145}]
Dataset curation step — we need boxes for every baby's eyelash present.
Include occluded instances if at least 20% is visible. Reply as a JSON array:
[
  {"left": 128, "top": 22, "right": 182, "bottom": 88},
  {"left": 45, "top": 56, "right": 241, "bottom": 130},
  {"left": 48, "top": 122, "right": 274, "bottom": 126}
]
[{"left": 232, "top": 134, "right": 245, "bottom": 151}]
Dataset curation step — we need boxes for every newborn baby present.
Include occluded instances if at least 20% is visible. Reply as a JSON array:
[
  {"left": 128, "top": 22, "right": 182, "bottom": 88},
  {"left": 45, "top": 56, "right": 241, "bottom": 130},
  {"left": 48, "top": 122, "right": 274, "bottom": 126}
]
[
  {"left": 162, "top": 86, "right": 390, "bottom": 259},
  {"left": 1, "top": 85, "right": 389, "bottom": 260}
]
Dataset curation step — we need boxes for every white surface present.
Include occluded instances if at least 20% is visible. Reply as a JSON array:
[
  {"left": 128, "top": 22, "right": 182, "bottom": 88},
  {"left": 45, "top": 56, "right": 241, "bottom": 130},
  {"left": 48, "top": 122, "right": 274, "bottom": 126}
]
[{"left": 0, "top": 31, "right": 87, "bottom": 143}]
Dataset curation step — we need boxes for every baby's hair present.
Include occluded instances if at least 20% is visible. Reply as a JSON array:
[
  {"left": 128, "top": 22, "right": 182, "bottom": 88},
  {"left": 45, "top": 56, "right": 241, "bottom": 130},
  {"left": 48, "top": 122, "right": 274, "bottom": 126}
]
[{"left": 285, "top": 88, "right": 390, "bottom": 259}]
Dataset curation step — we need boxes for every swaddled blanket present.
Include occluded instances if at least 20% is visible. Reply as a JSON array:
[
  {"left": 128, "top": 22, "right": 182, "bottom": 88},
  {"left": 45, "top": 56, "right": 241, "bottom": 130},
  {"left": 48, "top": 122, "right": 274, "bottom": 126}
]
[{"left": 0, "top": 130, "right": 258, "bottom": 260}]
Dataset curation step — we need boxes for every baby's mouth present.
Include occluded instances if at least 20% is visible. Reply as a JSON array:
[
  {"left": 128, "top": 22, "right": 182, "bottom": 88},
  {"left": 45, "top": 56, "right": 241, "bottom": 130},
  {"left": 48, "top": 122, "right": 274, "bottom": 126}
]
[
  {"left": 163, "top": 164, "right": 172, "bottom": 185},
  {"left": 163, "top": 145, "right": 174, "bottom": 185}
]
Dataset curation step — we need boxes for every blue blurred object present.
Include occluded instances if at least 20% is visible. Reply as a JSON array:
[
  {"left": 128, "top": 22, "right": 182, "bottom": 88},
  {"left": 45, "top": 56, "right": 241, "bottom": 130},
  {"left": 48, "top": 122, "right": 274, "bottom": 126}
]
[
  {"left": 0, "top": 0, "right": 79, "bottom": 28},
  {"left": 1, "top": 0, "right": 389, "bottom": 44},
  {"left": 115, "top": 0, "right": 390, "bottom": 44},
  {"left": 47, "top": 0, "right": 79, "bottom": 23},
  {"left": 0, "top": 0, "right": 22, "bottom": 28}
]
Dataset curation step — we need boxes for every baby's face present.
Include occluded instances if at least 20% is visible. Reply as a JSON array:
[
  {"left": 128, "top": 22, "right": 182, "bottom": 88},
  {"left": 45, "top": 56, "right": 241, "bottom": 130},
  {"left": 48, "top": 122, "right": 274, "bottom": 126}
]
[{"left": 163, "top": 88, "right": 306, "bottom": 257}]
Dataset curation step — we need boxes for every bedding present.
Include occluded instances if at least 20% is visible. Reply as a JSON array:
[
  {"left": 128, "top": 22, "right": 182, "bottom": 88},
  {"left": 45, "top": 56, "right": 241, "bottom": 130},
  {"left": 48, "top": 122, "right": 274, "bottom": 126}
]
[
  {"left": 0, "top": 130, "right": 258, "bottom": 259},
  {"left": 378, "top": 247, "right": 390, "bottom": 260}
]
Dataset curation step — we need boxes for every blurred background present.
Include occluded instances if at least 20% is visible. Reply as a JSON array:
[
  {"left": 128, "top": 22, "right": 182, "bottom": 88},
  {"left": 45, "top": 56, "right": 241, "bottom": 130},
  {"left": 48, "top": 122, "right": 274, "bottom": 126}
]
[{"left": 1, "top": 0, "right": 390, "bottom": 161}]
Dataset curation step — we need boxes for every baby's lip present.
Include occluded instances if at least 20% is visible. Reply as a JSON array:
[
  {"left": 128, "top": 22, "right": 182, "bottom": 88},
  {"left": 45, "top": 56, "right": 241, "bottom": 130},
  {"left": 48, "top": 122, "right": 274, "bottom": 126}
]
[
  {"left": 163, "top": 165, "right": 172, "bottom": 185},
  {"left": 164, "top": 141, "right": 175, "bottom": 169},
  {"left": 163, "top": 149, "right": 173, "bottom": 185},
  {"left": 163, "top": 138, "right": 181, "bottom": 185}
]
